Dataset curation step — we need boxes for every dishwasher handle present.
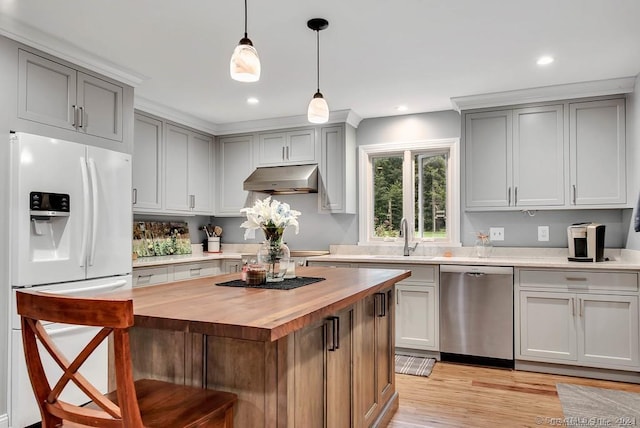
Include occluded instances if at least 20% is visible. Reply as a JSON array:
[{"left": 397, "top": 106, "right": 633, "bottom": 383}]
[{"left": 440, "top": 265, "right": 513, "bottom": 275}]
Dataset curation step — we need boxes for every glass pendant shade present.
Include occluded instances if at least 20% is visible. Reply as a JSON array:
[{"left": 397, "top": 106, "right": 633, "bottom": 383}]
[
  {"left": 230, "top": 38, "right": 260, "bottom": 82},
  {"left": 308, "top": 92, "right": 329, "bottom": 123}
]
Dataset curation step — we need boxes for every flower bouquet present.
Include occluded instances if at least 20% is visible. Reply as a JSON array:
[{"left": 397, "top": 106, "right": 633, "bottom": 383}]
[{"left": 240, "top": 197, "right": 301, "bottom": 281}]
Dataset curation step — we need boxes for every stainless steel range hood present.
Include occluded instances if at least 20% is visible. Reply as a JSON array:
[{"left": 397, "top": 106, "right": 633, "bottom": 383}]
[{"left": 243, "top": 164, "right": 318, "bottom": 194}]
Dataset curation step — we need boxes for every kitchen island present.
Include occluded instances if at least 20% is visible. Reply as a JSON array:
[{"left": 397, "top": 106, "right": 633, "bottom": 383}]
[{"left": 111, "top": 265, "right": 411, "bottom": 427}]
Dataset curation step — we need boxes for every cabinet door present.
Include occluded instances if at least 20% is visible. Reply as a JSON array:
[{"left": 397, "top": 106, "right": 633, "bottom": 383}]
[
  {"left": 77, "top": 72, "right": 123, "bottom": 141},
  {"left": 577, "top": 294, "right": 639, "bottom": 367},
  {"left": 222, "top": 260, "right": 242, "bottom": 273},
  {"left": 465, "top": 110, "right": 513, "bottom": 207},
  {"left": 18, "top": 49, "right": 77, "bottom": 131},
  {"left": 216, "top": 135, "right": 254, "bottom": 216},
  {"left": 326, "top": 308, "right": 353, "bottom": 428},
  {"left": 396, "top": 283, "right": 438, "bottom": 350},
  {"left": 519, "top": 291, "right": 577, "bottom": 361},
  {"left": 287, "top": 129, "right": 316, "bottom": 163},
  {"left": 320, "top": 125, "right": 356, "bottom": 214},
  {"left": 133, "top": 114, "right": 163, "bottom": 211},
  {"left": 570, "top": 99, "right": 626, "bottom": 206},
  {"left": 376, "top": 288, "right": 394, "bottom": 406},
  {"left": 133, "top": 266, "right": 169, "bottom": 287},
  {"left": 188, "top": 132, "right": 213, "bottom": 214},
  {"left": 513, "top": 105, "right": 565, "bottom": 207},
  {"left": 164, "top": 124, "right": 191, "bottom": 212},
  {"left": 257, "top": 132, "right": 286, "bottom": 165}
]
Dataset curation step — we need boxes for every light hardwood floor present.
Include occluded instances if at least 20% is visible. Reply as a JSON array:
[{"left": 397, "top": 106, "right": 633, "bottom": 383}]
[{"left": 387, "top": 362, "right": 640, "bottom": 427}]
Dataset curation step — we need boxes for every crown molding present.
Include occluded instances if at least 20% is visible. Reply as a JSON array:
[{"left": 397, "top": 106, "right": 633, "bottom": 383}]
[
  {"left": 135, "top": 96, "right": 363, "bottom": 136},
  {"left": 213, "top": 109, "right": 363, "bottom": 136},
  {"left": 450, "top": 76, "right": 637, "bottom": 112},
  {"left": 0, "top": 15, "right": 147, "bottom": 87},
  {"left": 134, "top": 97, "right": 219, "bottom": 135}
]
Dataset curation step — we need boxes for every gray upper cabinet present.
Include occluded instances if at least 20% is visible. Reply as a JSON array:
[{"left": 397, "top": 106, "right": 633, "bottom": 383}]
[
  {"left": 319, "top": 124, "right": 356, "bottom": 214},
  {"left": 164, "top": 123, "right": 213, "bottom": 214},
  {"left": 465, "top": 97, "right": 625, "bottom": 211},
  {"left": 465, "top": 110, "right": 512, "bottom": 208},
  {"left": 216, "top": 134, "right": 254, "bottom": 216},
  {"left": 18, "top": 49, "right": 123, "bottom": 142},
  {"left": 570, "top": 99, "right": 626, "bottom": 206},
  {"left": 256, "top": 128, "right": 317, "bottom": 166},
  {"left": 513, "top": 105, "right": 565, "bottom": 207},
  {"left": 133, "top": 113, "right": 163, "bottom": 211}
]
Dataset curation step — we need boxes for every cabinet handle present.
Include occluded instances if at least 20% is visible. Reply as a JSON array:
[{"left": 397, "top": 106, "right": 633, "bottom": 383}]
[
  {"left": 286, "top": 146, "right": 290, "bottom": 160},
  {"left": 396, "top": 289, "right": 400, "bottom": 305},
  {"left": 78, "top": 106, "right": 84, "bottom": 128},
  {"left": 189, "top": 194, "right": 195, "bottom": 209},
  {"left": 507, "top": 187, "right": 511, "bottom": 206},
  {"left": 282, "top": 146, "right": 285, "bottom": 161},
  {"left": 190, "top": 268, "right": 201, "bottom": 276},
  {"left": 72, "top": 105, "right": 78, "bottom": 127},
  {"left": 375, "top": 292, "right": 387, "bottom": 317},
  {"left": 565, "top": 277, "right": 587, "bottom": 282},
  {"left": 570, "top": 297, "right": 575, "bottom": 316},
  {"left": 572, "top": 184, "right": 577, "bottom": 205},
  {"left": 132, "top": 188, "right": 137, "bottom": 205},
  {"left": 514, "top": 187, "right": 518, "bottom": 206},
  {"left": 327, "top": 316, "right": 340, "bottom": 351},
  {"left": 579, "top": 298, "right": 583, "bottom": 317}
]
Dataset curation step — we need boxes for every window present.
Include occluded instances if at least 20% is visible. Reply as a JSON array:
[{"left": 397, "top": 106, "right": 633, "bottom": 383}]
[{"left": 359, "top": 139, "right": 460, "bottom": 246}]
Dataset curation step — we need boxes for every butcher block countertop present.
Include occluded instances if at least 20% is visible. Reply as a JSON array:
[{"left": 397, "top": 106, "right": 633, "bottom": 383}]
[{"left": 113, "top": 266, "right": 410, "bottom": 342}]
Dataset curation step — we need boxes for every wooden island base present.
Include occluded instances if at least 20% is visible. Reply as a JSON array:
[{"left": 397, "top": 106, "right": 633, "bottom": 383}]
[{"left": 115, "top": 266, "right": 410, "bottom": 427}]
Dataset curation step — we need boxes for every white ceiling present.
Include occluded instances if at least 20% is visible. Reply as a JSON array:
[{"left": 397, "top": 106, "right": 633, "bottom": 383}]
[{"left": 1, "top": 0, "right": 639, "bottom": 127}]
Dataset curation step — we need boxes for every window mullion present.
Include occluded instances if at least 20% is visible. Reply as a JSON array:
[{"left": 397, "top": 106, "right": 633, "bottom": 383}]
[{"left": 402, "top": 150, "right": 414, "bottom": 239}]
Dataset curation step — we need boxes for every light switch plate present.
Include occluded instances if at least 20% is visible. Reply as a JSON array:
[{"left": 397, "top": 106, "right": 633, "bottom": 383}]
[
  {"left": 489, "top": 227, "right": 504, "bottom": 241},
  {"left": 538, "top": 226, "right": 549, "bottom": 241}
]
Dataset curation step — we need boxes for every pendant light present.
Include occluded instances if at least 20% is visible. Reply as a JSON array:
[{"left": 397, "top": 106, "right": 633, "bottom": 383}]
[
  {"left": 230, "top": 0, "right": 260, "bottom": 82},
  {"left": 307, "top": 18, "right": 329, "bottom": 124}
]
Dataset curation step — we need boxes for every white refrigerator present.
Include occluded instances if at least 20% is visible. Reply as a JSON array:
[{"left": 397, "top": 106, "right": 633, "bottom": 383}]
[{"left": 9, "top": 132, "right": 133, "bottom": 428}]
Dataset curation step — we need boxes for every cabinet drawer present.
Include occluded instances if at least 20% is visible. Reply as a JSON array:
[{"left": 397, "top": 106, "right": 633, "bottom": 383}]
[
  {"left": 519, "top": 269, "right": 638, "bottom": 292},
  {"left": 173, "top": 262, "right": 220, "bottom": 280},
  {"left": 133, "top": 267, "right": 169, "bottom": 287}
]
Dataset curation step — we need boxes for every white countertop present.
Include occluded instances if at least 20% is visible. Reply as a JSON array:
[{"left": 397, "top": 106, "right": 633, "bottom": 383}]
[
  {"left": 133, "top": 252, "right": 247, "bottom": 268},
  {"left": 306, "top": 252, "right": 640, "bottom": 272}
]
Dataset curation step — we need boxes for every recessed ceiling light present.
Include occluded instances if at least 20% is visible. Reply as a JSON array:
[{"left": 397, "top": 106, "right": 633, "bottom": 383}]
[
  {"left": 536, "top": 56, "right": 554, "bottom": 66},
  {"left": 247, "top": 97, "right": 259, "bottom": 105},
  {"left": 396, "top": 105, "right": 408, "bottom": 112}
]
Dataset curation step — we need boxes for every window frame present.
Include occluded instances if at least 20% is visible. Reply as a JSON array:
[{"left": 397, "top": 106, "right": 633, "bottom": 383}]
[{"left": 358, "top": 138, "right": 461, "bottom": 247}]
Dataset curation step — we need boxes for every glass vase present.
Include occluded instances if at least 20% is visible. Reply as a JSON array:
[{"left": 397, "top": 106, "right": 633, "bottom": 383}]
[
  {"left": 474, "top": 232, "right": 493, "bottom": 258},
  {"left": 258, "top": 227, "right": 290, "bottom": 282}
]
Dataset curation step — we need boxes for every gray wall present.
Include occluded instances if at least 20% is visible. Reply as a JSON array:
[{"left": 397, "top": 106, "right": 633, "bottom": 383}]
[
  {"left": 625, "top": 74, "right": 640, "bottom": 250},
  {"left": 215, "top": 110, "right": 462, "bottom": 250}
]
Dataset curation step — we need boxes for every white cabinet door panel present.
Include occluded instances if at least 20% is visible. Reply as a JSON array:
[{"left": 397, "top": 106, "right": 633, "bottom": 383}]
[
  {"left": 164, "top": 125, "right": 190, "bottom": 211},
  {"left": 465, "top": 110, "right": 512, "bottom": 207},
  {"left": 216, "top": 135, "right": 254, "bottom": 216},
  {"left": 188, "top": 132, "right": 213, "bottom": 214},
  {"left": 133, "top": 114, "right": 163, "bottom": 210},
  {"left": 77, "top": 73, "right": 123, "bottom": 141},
  {"left": 395, "top": 284, "right": 437, "bottom": 350},
  {"left": 578, "top": 294, "right": 639, "bottom": 367},
  {"left": 519, "top": 291, "right": 577, "bottom": 361},
  {"left": 570, "top": 99, "right": 626, "bottom": 206},
  {"left": 287, "top": 129, "right": 316, "bottom": 163},
  {"left": 513, "top": 105, "right": 564, "bottom": 206}
]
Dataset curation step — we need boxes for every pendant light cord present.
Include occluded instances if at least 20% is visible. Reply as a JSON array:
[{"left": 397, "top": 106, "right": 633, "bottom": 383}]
[
  {"left": 316, "top": 30, "right": 320, "bottom": 92},
  {"left": 244, "top": 0, "right": 248, "bottom": 38}
]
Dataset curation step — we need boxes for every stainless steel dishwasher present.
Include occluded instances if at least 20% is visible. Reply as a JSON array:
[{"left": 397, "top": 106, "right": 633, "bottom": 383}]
[{"left": 440, "top": 265, "right": 514, "bottom": 367}]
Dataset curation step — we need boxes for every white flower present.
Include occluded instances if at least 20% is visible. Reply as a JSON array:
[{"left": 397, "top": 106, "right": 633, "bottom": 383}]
[{"left": 240, "top": 196, "right": 301, "bottom": 240}]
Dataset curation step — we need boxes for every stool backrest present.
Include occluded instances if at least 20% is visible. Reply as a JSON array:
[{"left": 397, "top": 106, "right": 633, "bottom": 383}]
[{"left": 17, "top": 290, "right": 144, "bottom": 427}]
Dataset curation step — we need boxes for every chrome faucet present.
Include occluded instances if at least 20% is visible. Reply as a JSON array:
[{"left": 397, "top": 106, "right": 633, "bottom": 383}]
[{"left": 400, "top": 217, "right": 418, "bottom": 256}]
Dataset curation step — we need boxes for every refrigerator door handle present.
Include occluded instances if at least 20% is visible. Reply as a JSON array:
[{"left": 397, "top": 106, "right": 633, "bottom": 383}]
[
  {"left": 79, "top": 158, "right": 91, "bottom": 267},
  {"left": 88, "top": 158, "right": 99, "bottom": 266}
]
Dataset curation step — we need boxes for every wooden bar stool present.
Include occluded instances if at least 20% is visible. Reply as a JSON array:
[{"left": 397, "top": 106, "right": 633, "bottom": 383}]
[{"left": 17, "top": 290, "right": 237, "bottom": 428}]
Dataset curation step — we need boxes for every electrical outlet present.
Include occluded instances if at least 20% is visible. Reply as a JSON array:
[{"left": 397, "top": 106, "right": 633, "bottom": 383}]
[
  {"left": 489, "top": 227, "right": 504, "bottom": 241},
  {"left": 538, "top": 226, "right": 549, "bottom": 242}
]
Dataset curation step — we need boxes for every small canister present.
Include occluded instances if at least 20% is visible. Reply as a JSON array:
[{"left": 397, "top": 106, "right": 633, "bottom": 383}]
[
  {"left": 207, "top": 237, "right": 220, "bottom": 253},
  {"left": 246, "top": 264, "right": 266, "bottom": 285}
]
